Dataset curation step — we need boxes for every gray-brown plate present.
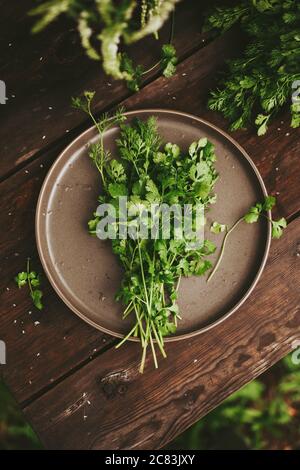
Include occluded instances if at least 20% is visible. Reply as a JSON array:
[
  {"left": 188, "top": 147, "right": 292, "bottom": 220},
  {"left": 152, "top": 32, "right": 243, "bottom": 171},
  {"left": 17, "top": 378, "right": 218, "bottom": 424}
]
[{"left": 36, "top": 110, "right": 271, "bottom": 341}]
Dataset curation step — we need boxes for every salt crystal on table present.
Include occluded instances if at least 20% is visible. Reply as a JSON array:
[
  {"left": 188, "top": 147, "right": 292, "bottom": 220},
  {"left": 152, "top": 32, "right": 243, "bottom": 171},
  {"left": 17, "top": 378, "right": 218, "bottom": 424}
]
[
  {"left": 34, "top": 321, "right": 40, "bottom": 326},
  {"left": 22, "top": 330, "right": 25, "bottom": 334},
  {"left": 36, "top": 352, "right": 40, "bottom": 357}
]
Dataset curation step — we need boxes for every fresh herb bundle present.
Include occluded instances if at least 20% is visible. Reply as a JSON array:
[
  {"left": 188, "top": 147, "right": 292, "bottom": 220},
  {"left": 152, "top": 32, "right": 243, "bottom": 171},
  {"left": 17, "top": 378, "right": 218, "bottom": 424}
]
[
  {"left": 73, "top": 92, "right": 218, "bottom": 372},
  {"left": 205, "top": 0, "right": 300, "bottom": 134},
  {"left": 29, "top": 0, "right": 179, "bottom": 90},
  {"left": 73, "top": 92, "right": 286, "bottom": 371}
]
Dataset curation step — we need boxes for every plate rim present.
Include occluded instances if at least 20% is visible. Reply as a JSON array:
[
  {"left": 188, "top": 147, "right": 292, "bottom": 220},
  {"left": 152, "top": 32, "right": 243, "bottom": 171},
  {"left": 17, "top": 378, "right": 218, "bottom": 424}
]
[{"left": 36, "top": 108, "right": 272, "bottom": 342}]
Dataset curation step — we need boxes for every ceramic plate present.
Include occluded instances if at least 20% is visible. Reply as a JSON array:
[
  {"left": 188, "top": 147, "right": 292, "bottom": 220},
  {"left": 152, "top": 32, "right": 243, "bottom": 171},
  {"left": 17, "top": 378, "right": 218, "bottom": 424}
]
[{"left": 36, "top": 110, "right": 271, "bottom": 341}]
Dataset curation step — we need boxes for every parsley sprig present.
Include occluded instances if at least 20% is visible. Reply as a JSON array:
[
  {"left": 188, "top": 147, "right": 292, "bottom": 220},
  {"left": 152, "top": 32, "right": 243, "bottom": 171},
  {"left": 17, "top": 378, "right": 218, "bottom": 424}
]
[
  {"left": 15, "top": 258, "right": 43, "bottom": 310},
  {"left": 208, "top": 196, "right": 287, "bottom": 282}
]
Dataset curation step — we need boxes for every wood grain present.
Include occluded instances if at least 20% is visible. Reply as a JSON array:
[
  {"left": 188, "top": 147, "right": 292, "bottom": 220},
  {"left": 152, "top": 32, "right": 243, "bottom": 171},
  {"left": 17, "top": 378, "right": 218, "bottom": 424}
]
[
  {"left": 0, "top": 29, "right": 240, "bottom": 405},
  {"left": 23, "top": 218, "right": 300, "bottom": 449},
  {"left": 0, "top": 1, "right": 299, "bottom": 450},
  {"left": 0, "top": 0, "right": 209, "bottom": 180},
  {"left": 1, "top": 28, "right": 299, "bottom": 408}
]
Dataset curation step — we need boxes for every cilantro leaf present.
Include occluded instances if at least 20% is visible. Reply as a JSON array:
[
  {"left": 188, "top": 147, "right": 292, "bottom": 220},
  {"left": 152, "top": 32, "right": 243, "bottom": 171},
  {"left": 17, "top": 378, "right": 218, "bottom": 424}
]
[
  {"left": 271, "top": 218, "right": 287, "bottom": 239},
  {"left": 108, "top": 183, "right": 127, "bottom": 198},
  {"left": 161, "top": 44, "right": 177, "bottom": 78},
  {"left": 31, "top": 289, "right": 43, "bottom": 310},
  {"left": 15, "top": 272, "right": 28, "bottom": 288},
  {"left": 211, "top": 222, "right": 227, "bottom": 234}
]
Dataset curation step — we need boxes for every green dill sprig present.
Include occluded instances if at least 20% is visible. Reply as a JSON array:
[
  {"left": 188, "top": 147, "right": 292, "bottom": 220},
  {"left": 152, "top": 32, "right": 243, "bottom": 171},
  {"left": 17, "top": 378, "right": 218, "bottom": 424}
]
[
  {"left": 72, "top": 91, "right": 126, "bottom": 189},
  {"left": 205, "top": 0, "right": 300, "bottom": 134},
  {"left": 29, "top": 0, "right": 178, "bottom": 90}
]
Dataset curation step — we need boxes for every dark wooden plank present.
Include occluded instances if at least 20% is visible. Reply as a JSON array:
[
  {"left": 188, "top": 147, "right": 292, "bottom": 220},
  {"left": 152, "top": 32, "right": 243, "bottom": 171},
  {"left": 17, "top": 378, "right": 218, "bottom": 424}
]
[
  {"left": 0, "top": 146, "right": 115, "bottom": 405},
  {"left": 0, "top": 0, "right": 209, "bottom": 180},
  {"left": 23, "top": 218, "right": 300, "bottom": 449},
  {"left": 1, "top": 29, "right": 299, "bottom": 407}
]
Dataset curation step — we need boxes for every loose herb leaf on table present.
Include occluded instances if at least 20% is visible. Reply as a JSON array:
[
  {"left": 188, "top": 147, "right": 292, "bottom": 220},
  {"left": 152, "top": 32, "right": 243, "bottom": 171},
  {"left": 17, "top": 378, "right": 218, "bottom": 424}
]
[{"left": 15, "top": 259, "right": 43, "bottom": 310}]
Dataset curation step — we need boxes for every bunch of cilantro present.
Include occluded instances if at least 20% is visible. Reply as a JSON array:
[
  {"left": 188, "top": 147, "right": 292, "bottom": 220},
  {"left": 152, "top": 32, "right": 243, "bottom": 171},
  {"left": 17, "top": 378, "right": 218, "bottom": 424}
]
[
  {"left": 205, "top": 0, "right": 300, "bottom": 135},
  {"left": 73, "top": 92, "right": 218, "bottom": 372},
  {"left": 73, "top": 92, "right": 286, "bottom": 372}
]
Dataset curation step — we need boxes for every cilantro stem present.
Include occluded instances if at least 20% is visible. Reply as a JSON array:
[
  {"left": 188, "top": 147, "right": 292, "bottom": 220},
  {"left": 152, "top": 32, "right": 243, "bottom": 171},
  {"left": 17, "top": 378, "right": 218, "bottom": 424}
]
[
  {"left": 207, "top": 218, "right": 244, "bottom": 283},
  {"left": 134, "top": 302, "right": 146, "bottom": 346},
  {"left": 138, "top": 240, "right": 150, "bottom": 310},
  {"left": 176, "top": 275, "right": 181, "bottom": 292},
  {"left": 149, "top": 331, "right": 158, "bottom": 369},
  {"left": 122, "top": 300, "right": 134, "bottom": 318},
  {"left": 116, "top": 320, "right": 142, "bottom": 349},
  {"left": 139, "top": 340, "right": 148, "bottom": 374},
  {"left": 27, "top": 258, "right": 34, "bottom": 298},
  {"left": 141, "top": 10, "right": 176, "bottom": 76},
  {"left": 151, "top": 321, "right": 167, "bottom": 359}
]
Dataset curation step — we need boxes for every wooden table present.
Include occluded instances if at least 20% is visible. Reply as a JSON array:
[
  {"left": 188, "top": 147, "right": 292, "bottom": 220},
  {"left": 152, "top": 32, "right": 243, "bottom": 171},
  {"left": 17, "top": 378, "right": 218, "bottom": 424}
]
[{"left": 1, "top": 0, "right": 299, "bottom": 450}]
